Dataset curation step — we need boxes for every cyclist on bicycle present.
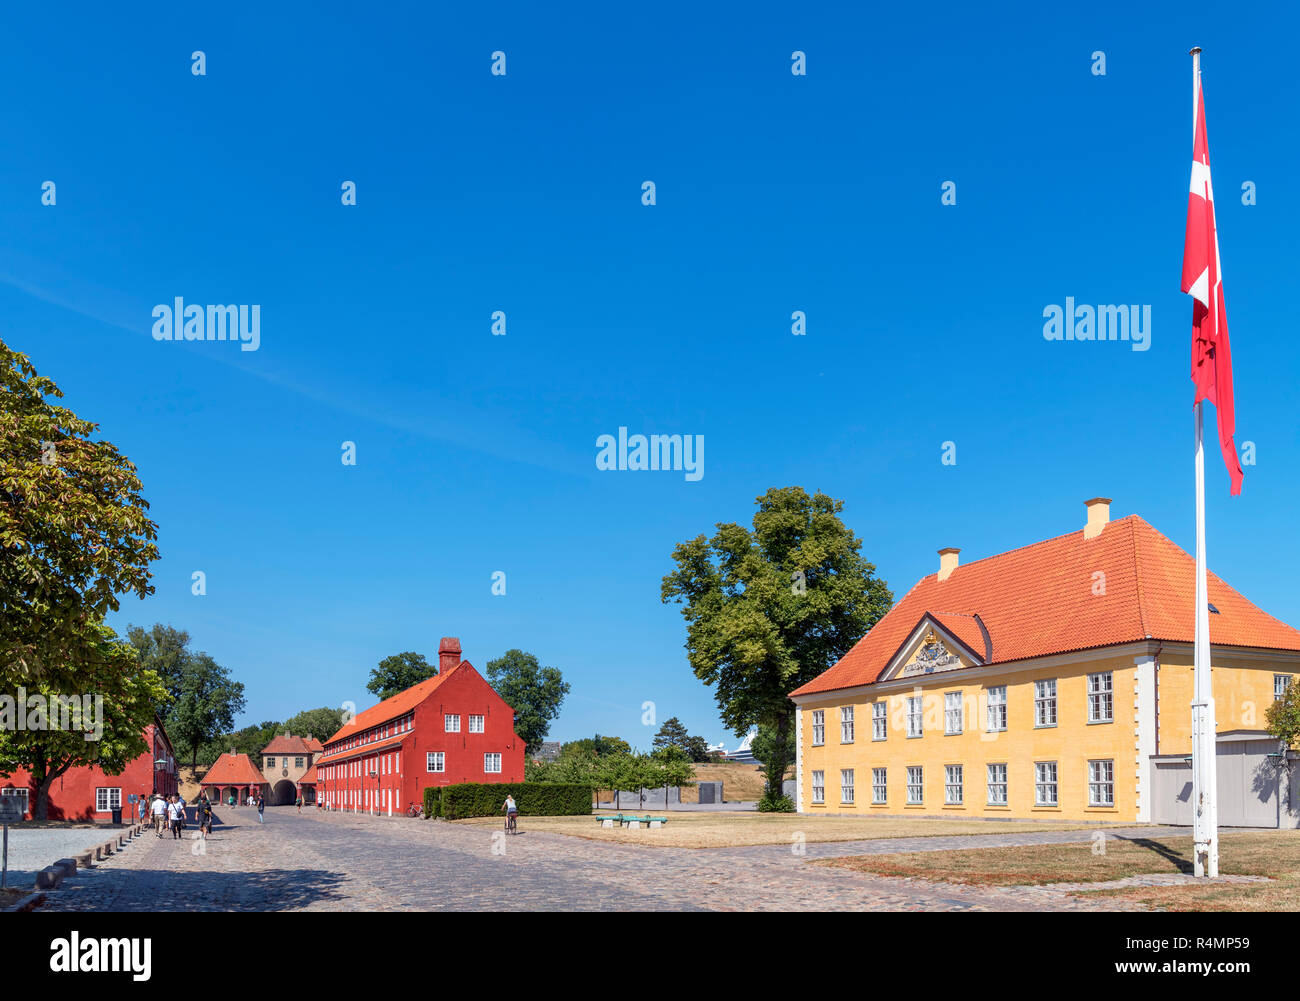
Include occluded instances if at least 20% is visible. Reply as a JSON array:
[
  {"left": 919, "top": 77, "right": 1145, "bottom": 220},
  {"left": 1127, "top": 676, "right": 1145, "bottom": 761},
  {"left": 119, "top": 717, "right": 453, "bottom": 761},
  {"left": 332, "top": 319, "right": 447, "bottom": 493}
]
[{"left": 503, "top": 794, "right": 518, "bottom": 829}]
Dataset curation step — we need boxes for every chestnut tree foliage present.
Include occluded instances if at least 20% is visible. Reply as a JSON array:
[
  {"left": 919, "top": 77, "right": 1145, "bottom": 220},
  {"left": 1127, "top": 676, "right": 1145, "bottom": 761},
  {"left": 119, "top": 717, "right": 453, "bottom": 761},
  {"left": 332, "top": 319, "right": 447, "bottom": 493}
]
[{"left": 661, "top": 487, "right": 892, "bottom": 807}]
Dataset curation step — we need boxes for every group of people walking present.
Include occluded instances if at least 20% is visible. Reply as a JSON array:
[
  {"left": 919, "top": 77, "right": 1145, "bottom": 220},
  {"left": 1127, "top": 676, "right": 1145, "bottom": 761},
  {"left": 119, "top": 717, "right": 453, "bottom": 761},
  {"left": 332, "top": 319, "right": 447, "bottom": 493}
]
[
  {"left": 223, "top": 791, "right": 267, "bottom": 821},
  {"left": 140, "top": 791, "right": 218, "bottom": 839}
]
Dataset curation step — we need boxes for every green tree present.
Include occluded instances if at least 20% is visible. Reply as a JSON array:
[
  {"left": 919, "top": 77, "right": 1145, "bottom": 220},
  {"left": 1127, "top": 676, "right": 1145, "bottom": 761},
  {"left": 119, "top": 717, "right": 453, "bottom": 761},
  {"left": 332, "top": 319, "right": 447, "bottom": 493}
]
[
  {"left": 170, "top": 653, "right": 246, "bottom": 770},
  {"left": 0, "top": 340, "right": 159, "bottom": 688},
  {"left": 565, "top": 734, "right": 631, "bottom": 758},
  {"left": 283, "top": 706, "right": 348, "bottom": 743},
  {"left": 751, "top": 723, "right": 797, "bottom": 811},
  {"left": 485, "top": 649, "right": 571, "bottom": 754},
  {"left": 367, "top": 651, "right": 435, "bottom": 701},
  {"left": 1266, "top": 680, "right": 1300, "bottom": 750},
  {"left": 651, "top": 716, "right": 711, "bottom": 763},
  {"left": 661, "top": 486, "right": 892, "bottom": 807},
  {"left": 0, "top": 623, "right": 170, "bottom": 820},
  {"left": 125, "top": 624, "right": 192, "bottom": 703}
]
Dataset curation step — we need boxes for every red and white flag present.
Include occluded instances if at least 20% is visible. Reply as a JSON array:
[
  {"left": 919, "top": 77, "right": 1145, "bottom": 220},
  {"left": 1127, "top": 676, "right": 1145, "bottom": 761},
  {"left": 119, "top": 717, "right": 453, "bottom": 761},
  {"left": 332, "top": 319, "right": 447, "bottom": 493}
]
[{"left": 1181, "top": 75, "right": 1243, "bottom": 495}]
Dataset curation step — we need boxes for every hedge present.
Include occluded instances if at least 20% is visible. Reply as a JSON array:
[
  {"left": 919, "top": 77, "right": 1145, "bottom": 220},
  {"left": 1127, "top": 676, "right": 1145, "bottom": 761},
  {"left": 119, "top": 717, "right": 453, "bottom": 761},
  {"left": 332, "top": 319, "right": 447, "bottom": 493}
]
[{"left": 423, "top": 782, "right": 592, "bottom": 820}]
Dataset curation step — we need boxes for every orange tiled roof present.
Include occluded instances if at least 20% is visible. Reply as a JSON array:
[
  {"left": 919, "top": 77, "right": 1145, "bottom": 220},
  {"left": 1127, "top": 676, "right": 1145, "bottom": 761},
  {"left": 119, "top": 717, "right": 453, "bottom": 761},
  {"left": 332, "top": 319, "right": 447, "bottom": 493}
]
[
  {"left": 323, "top": 663, "right": 462, "bottom": 746},
  {"left": 303, "top": 737, "right": 324, "bottom": 753},
  {"left": 261, "top": 734, "right": 316, "bottom": 755},
  {"left": 298, "top": 764, "right": 318, "bottom": 784},
  {"left": 314, "top": 735, "right": 406, "bottom": 768},
  {"left": 791, "top": 514, "right": 1300, "bottom": 698},
  {"left": 201, "top": 752, "right": 270, "bottom": 786}
]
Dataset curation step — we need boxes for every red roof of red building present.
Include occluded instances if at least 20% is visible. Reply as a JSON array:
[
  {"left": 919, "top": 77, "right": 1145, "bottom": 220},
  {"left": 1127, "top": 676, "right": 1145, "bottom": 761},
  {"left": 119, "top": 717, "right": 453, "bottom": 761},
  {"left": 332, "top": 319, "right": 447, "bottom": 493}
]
[
  {"left": 323, "top": 663, "right": 462, "bottom": 745},
  {"left": 298, "top": 763, "right": 318, "bottom": 785},
  {"left": 201, "top": 752, "right": 270, "bottom": 787},
  {"left": 791, "top": 514, "right": 1300, "bottom": 698},
  {"left": 261, "top": 733, "right": 318, "bottom": 755}
]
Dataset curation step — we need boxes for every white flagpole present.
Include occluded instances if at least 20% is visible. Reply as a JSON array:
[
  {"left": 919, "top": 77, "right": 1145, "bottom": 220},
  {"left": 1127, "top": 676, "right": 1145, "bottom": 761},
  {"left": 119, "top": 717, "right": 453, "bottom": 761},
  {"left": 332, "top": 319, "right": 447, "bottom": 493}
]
[{"left": 1189, "top": 45, "right": 1219, "bottom": 879}]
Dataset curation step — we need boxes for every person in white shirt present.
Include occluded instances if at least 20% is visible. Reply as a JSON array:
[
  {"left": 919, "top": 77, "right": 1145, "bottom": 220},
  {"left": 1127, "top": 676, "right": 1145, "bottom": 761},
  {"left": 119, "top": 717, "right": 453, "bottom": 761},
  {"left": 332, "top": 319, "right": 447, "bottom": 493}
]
[
  {"left": 151, "top": 794, "right": 168, "bottom": 838},
  {"left": 167, "top": 796, "right": 184, "bottom": 840}
]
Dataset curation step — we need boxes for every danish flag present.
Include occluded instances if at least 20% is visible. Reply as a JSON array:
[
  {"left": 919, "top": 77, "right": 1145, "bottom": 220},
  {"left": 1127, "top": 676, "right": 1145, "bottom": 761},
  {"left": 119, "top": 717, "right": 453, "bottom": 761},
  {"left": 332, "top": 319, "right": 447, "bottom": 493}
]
[{"left": 1180, "top": 75, "right": 1243, "bottom": 495}]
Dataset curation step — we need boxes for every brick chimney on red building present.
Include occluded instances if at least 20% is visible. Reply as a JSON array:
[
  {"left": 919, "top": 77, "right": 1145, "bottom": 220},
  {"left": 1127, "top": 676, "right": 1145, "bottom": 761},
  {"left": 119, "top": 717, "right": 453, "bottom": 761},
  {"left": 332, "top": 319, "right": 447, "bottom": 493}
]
[{"left": 439, "top": 637, "right": 462, "bottom": 673}]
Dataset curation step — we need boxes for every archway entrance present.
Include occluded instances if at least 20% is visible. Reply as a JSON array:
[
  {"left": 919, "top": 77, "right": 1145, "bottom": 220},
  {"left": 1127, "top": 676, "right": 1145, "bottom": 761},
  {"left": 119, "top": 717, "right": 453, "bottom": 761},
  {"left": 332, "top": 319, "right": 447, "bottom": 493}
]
[{"left": 272, "top": 780, "right": 297, "bottom": 806}]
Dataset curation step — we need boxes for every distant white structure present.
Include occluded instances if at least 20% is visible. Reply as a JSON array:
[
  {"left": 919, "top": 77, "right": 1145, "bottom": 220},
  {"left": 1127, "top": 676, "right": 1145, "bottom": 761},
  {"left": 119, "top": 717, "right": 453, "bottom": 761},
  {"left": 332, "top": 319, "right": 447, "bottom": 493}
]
[{"left": 713, "top": 727, "right": 758, "bottom": 764}]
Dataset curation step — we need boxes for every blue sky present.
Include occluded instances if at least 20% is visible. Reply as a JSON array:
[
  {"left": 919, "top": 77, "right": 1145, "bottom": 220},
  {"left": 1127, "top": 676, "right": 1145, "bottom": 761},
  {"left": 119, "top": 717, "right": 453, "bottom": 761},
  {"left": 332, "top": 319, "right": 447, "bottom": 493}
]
[{"left": 3, "top": 3, "right": 1297, "bottom": 749}]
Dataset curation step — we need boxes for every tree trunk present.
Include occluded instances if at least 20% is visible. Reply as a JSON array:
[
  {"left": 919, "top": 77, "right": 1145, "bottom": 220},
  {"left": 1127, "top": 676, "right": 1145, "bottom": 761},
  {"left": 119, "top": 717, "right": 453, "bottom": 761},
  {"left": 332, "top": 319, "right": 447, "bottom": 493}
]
[{"left": 763, "top": 714, "right": 793, "bottom": 805}]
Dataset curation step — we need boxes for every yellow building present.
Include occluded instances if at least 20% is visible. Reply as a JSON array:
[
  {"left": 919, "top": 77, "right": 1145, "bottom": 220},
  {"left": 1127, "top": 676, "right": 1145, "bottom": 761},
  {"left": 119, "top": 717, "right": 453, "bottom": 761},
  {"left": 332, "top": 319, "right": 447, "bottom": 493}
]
[{"left": 790, "top": 499, "right": 1300, "bottom": 826}]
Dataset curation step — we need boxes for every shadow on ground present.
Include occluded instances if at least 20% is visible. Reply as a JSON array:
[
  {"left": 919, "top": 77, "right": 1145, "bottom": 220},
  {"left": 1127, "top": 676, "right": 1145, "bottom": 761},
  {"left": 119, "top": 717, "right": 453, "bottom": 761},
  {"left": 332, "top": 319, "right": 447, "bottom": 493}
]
[{"left": 39, "top": 866, "right": 350, "bottom": 912}]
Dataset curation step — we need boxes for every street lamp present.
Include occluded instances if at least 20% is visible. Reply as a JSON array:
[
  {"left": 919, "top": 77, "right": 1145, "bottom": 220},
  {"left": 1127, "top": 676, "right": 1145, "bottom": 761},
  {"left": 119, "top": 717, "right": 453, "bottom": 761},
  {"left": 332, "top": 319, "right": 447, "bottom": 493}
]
[{"left": 369, "top": 770, "right": 378, "bottom": 815}]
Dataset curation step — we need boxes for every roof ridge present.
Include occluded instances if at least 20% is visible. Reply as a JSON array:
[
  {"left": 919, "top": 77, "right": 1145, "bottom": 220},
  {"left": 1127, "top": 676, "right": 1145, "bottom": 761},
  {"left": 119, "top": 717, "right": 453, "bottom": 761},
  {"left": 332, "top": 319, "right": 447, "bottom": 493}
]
[
  {"left": 1129, "top": 515, "right": 1151, "bottom": 638},
  {"left": 922, "top": 514, "right": 1143, "bottom": 581}
]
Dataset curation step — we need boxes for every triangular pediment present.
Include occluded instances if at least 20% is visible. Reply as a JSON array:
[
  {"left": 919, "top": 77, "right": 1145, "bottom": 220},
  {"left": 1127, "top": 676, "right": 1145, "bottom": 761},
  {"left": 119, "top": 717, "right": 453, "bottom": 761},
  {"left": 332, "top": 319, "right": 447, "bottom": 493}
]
[{"left": 880, "top": 613, "right": 986, "bottom": 682}]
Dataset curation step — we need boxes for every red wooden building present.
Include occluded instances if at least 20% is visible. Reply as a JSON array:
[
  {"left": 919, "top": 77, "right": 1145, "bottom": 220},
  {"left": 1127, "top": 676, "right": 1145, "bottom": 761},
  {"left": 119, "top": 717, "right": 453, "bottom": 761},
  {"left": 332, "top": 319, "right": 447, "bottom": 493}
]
[
  {"left": 316, "top": 638, "right": 524, "bottom": 814},
  {"left": 0, "top": 717, "right": 178, "bottom": 822}
]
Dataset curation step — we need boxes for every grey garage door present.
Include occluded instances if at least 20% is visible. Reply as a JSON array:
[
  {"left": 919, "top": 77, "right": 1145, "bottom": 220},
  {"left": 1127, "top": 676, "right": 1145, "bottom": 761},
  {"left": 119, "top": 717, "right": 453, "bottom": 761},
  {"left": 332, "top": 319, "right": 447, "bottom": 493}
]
[{"left": 1151, "top": 739, "right": 1291, "bottom": 828}]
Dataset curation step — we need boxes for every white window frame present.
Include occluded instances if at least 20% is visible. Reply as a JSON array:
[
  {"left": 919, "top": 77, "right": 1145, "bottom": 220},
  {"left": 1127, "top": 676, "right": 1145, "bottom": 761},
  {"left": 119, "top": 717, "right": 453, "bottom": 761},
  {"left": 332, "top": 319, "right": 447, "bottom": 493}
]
[
  {"left": 987, "top": 763, "right": 1007, "bottom": 805},
  {"left": 1088, "top": 759, "right": 1115, "bottom": 807},
  {"left": 906, "top": 696, "right": 923, "bottom": 738},
  {"left": 944, "top": 765, "right": 963, "bottom": 805},
  {"left": 944, "top": 692, "right": 963, "bottom": 735},
  {"left": 840, "top": 706, "right": 855, "bottom": 743},
  {"left": 811, "top": 770, "right": 825, "bottom": 805},
  {"left": 1087, "top": 672, "right": 1113, "bottom": 723},
  {"left": 872, "top": 701, "right": 887, "bottom": 741},
  {"left": 986, "top": 685, "right": 1007, "bottom": 732},
  {"left": 1035, "top": 761, "right": 1058, "bottom": 806},
  {"left": 840, "top": 769, "right": 855, "bottom": 805},
  {"left": 906, "top": 765, "right": 923, "bottom": 805},
  {"left": 1034, "top": 679, "right": 1058, "bottom": 727},
  {"left": 468, "top": 714, "right": 485, "bottom": 733},
  {"left": 872, "top": 767, "right": 887, "bottom": 804},
  {"left": 1276, "top": 674, "right": 1292, "bottom": 701},
  {"left": 445, "top": 713, "right": 461, "bottom": 732},
  {"left": 811, "top": 710, "right": 825, "bottom": 746},
  {"left": 95, "top": 787, "right": 122, "bottom": 812},
  {"left": 426, "top": 751, "right": 444, "bottom": 773},
  {"left": 484, "top": 753, "right": 502, "bottom": 774}
]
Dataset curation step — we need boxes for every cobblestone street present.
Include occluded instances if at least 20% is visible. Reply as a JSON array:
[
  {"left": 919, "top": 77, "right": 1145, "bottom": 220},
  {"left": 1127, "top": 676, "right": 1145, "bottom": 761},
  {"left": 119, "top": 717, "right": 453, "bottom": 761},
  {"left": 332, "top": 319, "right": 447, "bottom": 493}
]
[{"left": 27, "top": 809, "right": 1227, "bottom": 912}]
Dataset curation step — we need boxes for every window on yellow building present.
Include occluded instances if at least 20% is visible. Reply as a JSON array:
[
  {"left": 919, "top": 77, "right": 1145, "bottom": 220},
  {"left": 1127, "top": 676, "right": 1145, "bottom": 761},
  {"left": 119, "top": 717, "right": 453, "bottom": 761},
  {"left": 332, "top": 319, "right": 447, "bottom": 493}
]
[
  {"left": 1088, "top": 759, "right": 1114, "bottom": 806},
  {"left": 1034, "top": 680, "right": 1057, "bottom": 727},
  {"left": 872, "top": 702, "right": 887, "bottom": 741},
  {"left": 906, "top": 697, "right": 923, "bottom": 738},
  {"left": 906, "top": 766, "right": 923, "bottom": 804},
  {"left": 1035, "top": 761, "right": 1058, "bottom": 806},
  {"left": 987, "top": 763, "right": 1007, "bottom": 805},
  {"left": 840, "top": 706, "right": 855, "bottom": 743},
  {"left": 944, "top": 693, "right": 963, "bottom": 735},
  {"left": 872, "top": 768, "right": 886, "bottom": 804},
  {"left": 811, "top": 770, "right": 825, "bottom": 804},
  {"left": 811, "top": 710, "right": 825, "bottom": 745},
  {"left": 840, "top": 769, "right": 854, "bottom": 805},
  {"left": 945, "top": 765, "right": 963, "bottom": 805},
  {"left": 1087, "top": 672, "right": 1113, "bottom": 723},
  {"left": 1276, "top": 675, "right": 1293, "bottom": 701},
  {"left": 986, "top": 686, "right": 1007, "bottom": 731}
]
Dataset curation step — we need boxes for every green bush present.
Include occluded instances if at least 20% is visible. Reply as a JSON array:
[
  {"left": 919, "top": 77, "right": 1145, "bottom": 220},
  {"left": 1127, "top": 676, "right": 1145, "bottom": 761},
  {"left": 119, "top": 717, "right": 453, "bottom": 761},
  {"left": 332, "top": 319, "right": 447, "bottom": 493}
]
[
  {"left": 422, "top": 782, "right": 592, "bottom": 820},
  {"left": 757, "top": 791, "right": 795, "bottom": 813}
]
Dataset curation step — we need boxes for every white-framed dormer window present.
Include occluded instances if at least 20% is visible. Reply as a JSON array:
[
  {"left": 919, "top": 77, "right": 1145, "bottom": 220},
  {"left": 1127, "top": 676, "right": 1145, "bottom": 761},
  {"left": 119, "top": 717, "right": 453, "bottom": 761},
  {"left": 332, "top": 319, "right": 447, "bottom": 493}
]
[
  {"left": 906, "top": 696, "right": 923, "bottom": 738},
  {"left": 95, "top": 787, "right": 122, "bottom": 812},
  {"left": 906, "top": 766, "right": 923, "bottom": 805},
  {"left": 1087, "top": 672, "right": 1113, "bottom": 723},
  {"left": 445, "top": 714, "right": 461, "bottom": 733},
  {"left": 987, "top": 763, "right": 1007, "bottom": 806},
  {"left": 872, "top": 701, "right": 887, "bottom": 741},
  {"left": 811, "top": 770, "right": 825, "bottom": 805},
  {"left": 1035, "top": 761, "right": 1058, "bottom": 806},
  {"left": 811, "top": 710, "right": 825, "bottom": 746},
  {"left": 840, "top": 769, "right": 854, "bottom": 805},
  {"left": 944, "top": 692, "right": 963, "bottom": 735},
  {"left": 468, "top": 715, "right": 485, "bottom": 733},
  {"left": 1088, "top": 759, "right": 1115, "bottom": 807},
  {"left": 986, "top": 685, "right": 1007, "bottom": 732},
  {"left": 1276, "top": 675, "right": 1293, "bottom": 701},
  {"left": 840, "top": 706, "right": 855, "bottom": 743},
  {"left": 484, "top": 753, "right": 502, "bottom": 774},
  {"left": 426, "top": 752, "right": 444, "bottom": 773},
  {"left": 1034, "top": 679, "right": 1057, "bottom": 727},
  {"left": 944, "top": 765, "right": 963, "bottom": 805},
  {"left": 872, "top": 767, "right": 887, "bottom": 804}
]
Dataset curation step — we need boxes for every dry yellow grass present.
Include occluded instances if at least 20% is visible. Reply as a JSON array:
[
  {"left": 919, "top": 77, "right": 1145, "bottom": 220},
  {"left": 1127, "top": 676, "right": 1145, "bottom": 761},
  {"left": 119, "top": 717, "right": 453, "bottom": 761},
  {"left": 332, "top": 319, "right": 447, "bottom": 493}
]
[
  {"left": 677, "top": 762, "right": 793, "bottom": 803},
  {"left": 179, "top": 766, "right": 206, "bottom": 801},
  {"left": 455, "top": 811, "right": 1090, "bottom": 848},
  {"left": 815, "top": 830, "right": 1300, "bottom": 909}
]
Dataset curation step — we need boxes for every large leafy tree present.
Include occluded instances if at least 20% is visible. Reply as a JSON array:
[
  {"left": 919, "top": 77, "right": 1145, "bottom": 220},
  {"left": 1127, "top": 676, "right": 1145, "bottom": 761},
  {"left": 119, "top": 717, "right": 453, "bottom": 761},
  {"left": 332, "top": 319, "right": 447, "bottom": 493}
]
[
  {"left": 0, "top": 340, "right": 159, "bottom": 687},
  {"left": 1267, "top": 680, "right": 1300, "bottom": 750},
  {"left": 284, "top": 706, "right": 348, "bottom": 743},
  {"left": 661, "top": 486, "right": 892, "bottom": 807},
  {"left": 126, "top": 624, "right": 245, "bottom": 769},
  {"left": 485, "top": 649, "right": 570, "bottom": 754},
  {"left": 367, "top": 651, "right": 435, "bottom": 700},
  {"left": 0, "top": 623, "right": 170, "bottom": 820},
  {"left": 564, "top": 734, "right": 631, "bottom": 758},
  {"left": 652, "top": 716, "right": 710, "bottom": 762}
]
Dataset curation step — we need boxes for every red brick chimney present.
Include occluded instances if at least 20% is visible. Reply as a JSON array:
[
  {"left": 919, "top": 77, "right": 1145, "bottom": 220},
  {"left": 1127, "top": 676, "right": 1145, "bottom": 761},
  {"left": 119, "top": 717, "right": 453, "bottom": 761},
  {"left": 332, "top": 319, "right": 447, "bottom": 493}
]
[{"left": 438, "top": 637, "right": 462, "bottom": 673}]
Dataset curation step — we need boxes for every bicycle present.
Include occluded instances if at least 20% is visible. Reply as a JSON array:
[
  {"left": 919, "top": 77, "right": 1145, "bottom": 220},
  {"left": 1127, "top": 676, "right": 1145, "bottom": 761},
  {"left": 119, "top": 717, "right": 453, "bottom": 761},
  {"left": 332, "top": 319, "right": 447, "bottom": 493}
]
[
  {"left": 406, "top": 804, "right": 424, "bottom": 819},
  {"left": 504, "top": 812, "right": 517, "bottom": 835}
]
